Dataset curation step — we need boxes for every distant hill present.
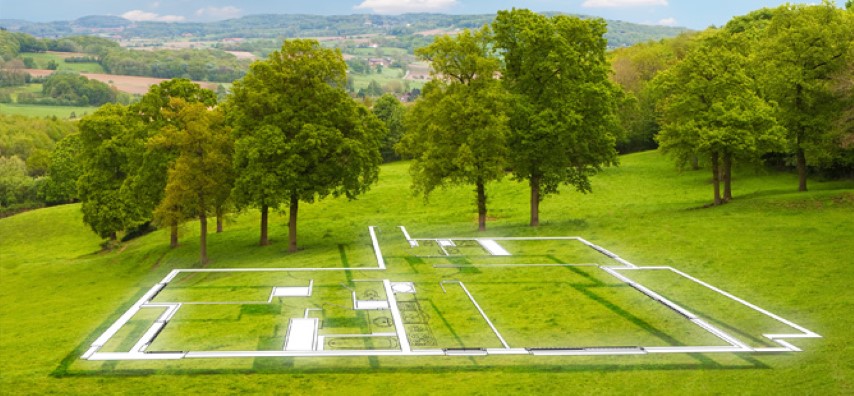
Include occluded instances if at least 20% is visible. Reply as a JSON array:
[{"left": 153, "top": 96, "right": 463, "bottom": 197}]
[
  {"left": 0, "top": 13, "right": 690, "bottom": 48},
  {"left": 73, "top": 15, "right": 133, "bottom": 29}
]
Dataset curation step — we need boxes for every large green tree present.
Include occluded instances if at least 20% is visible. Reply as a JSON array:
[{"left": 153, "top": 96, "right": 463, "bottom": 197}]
[
  {"left": 492, "top": 9, "right": 619, "bottom": 226},
  {"left": 77, "top": 104, "right": 144, "bottom": 240},
  {"left": 654, "top": 30, "right": 785, "bottom": 205},
  {"left": 150, "top": 99, "right": 233, "bottom": 265},
  {"left": 126, "top": 79, "right": 218, "bottom": 247},
  {"left": 397, "top": 27, "right": 509, "bottom": 231},
  {"left": 228, "top": 39, "right": 384, "bottom": 251},
  {"left": 749, "top": 1, "right": 853, "bottom": 191}
]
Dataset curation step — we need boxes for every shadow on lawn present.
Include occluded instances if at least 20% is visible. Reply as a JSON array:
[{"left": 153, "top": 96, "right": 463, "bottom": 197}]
[{"left": 52, "top": 354, "right": 770, "bottom": 378}]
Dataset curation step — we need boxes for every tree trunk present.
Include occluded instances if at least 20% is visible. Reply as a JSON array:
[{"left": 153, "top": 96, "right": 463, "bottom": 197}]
[
  {"left": 288, "top": 194, "right": 299, "bottom": 253},
  {"left": 216, "top": 207, "right": 223, "bottom": 233},
  {"left": 199, "top": 212, "right": 208, "bottom": 266},
  {"left": 109, "top": 231, "right": 117, "bottom": 241},
  {"left": 170, "top": 221, "right": 178, "bottom": 248},
  {"left": 795, "top": 84, "right": 808, "bottom": 192},
  {"left": 476, "top": 180, "right": 487, "bottom": 232},
  {"left": 797, "top": 147, "right": 808, "bottom": 192},
  {"left": 723, "top": 152, "right": 733, "bottom": 202},
  {"left": 530, "top": 174, "right": 540, "bottom": 227},
  {"left": 691, "top": 154, "right": 700, "bottom": 171},
  {"left": 711, "top": 151, "right": 721, "bottom": 206},
  {"left": 259, "top": 204, "right": 269, "bottom": 246}
]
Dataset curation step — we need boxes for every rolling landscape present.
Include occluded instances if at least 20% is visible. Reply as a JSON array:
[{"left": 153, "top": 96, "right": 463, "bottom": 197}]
[{"left": 1, "top": 2, "right": 853, "bottom": 395}]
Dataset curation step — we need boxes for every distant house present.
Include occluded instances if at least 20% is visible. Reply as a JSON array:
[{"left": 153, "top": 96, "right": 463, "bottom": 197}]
[{"left": 368, "top": 57, "right": 392, "bottom": 67}]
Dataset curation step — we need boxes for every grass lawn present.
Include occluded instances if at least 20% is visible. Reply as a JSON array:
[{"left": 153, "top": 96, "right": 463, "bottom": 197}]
[
  {"left": 1, "top": 151, "right": 852, "bottom": 394},
  {"left": 0, "top": 103, "right": 99, "bottom": 119}
]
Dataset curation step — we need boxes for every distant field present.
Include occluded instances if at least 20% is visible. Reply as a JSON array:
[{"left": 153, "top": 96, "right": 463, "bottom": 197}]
[
  {"left": 352, "top": 66, "right": 425, "bottom": 92},
  {"left": 22, "top": 69, "right": 220, "bottom": 95},
  {"left": 350, "top": 47, "right": 409, "bottom": 57},
  {"left": 79, "top": 73, "right": 219, "bottom": 95},
  {"left": 0, "top": 103, "right": 98, "bottom": 119},
  {"left": 0, "top": 83, "right": 42, "bottom": 101},
  {"left": 22, "top": 52, "right": 106, "bottom": 74}
]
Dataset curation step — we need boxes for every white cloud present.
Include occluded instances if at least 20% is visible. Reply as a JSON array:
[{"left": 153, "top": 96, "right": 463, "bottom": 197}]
[
  {"left": 355, "top": 0, "right": 457, "bottom": 14},
  {"left": 657, "top": 17, "right": 677, "bottom": 26},
  {"left": 582, "top": 0, "right": 668, "bottom": 8},
  {"left": 121, "top": 10, "right": 185, "bottom": 22},
  {"left": 195, "top": 6, "right": 242, "bottom": 20}
]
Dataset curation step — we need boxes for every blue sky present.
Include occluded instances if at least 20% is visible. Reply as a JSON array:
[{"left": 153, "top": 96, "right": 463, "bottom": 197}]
[{"left": 0, "top": 1, "right": 848, "bottom": 29}]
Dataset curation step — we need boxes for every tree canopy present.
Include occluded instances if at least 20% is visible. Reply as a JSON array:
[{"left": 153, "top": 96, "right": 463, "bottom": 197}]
[
  {"left": 745, "top": 1, "right": 854, "bottom": 191},
  {"left": 151, "top": 99, "right": 233, "bottom": 265},
  {"left": 654, "top": 30, "right": 785, "bottom": 205},
  {"left": 398, "top": 27, "right": 509, "bottom": 231},
  {"left": 493, "top": 9, "right": 620, "bottom": 226},
  {"left": 228, "top": 39, "right": 384, "bottom": 251},
  {"left": 77, "top": 104, "right": 144, "bottom": 240}
]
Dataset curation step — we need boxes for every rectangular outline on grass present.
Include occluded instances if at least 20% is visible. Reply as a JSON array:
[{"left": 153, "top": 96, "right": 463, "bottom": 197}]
[{"left": 81, "top": 226, "right": 820, "bottom": 361}]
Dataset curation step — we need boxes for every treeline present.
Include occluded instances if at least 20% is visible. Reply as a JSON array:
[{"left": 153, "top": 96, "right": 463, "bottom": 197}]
[
  {"left": 16, "top": 72, "right": 130, "bottom": 106},
  {"left": 611, "top": 1, "right": 854, "bottom": 202},
  {"left": 1, "top": 31, "right": 249, "bottom": 83},
  {"left": 0, "top": 30, "right": 118, "bottom": 60},
  {"left": 100, "top": 48, "right": 248, "bottom": 82},
  {"left": 69, "top": 42, "right": 390, "bottom": 262},
  {"left": 0, "top": 115, "right": 78, "bottom": 214}
]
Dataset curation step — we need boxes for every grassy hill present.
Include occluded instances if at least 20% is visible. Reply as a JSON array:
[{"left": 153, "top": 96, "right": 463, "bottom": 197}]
[{"left": 1, "top": 151, "right": 852, "bottom": 394}]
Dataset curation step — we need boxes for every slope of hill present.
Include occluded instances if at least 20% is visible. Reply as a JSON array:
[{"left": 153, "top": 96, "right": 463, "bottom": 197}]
[{"left": 1, "top": 151, "right": 852, "bottom": 393}]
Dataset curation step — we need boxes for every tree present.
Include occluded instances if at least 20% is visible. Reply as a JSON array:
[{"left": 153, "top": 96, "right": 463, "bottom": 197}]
[
  {"left": 608, "top": 32, "right": 700, "bottom": 154},
  {"left": 126, "top": 79, "right": 218, "bottom": 248},
  {"left": 372, "top": 94, "right": 406, "bottom": 162},
  {"left": 751, "top": 2, "right": 853, "bottom": 191},
  {"left": 492, "top": 9, "right": 619, "bottom": 226},
  {"left": 228, "top": 39, "right": 384, "bottom": 251},
  {"left": 397, "top": 27, "right": 509, "bottom": 231},
  {"left": 77, "top": 104, "right": 144, "bottom": 240},
  {"left": 654, "top": 30, "right": 785, "bottom": 205},
  {"left": 150, "top": 99, "right": 233, "bottom": 265},
  {"left": 0, "top": 156, "right": 37, "bottom": 209},
  {"left": 41, "top": 133, "right": 82, "bottom": 204},
  {"left": 365, "top": 80, "right": 384, "bottom": 97}
]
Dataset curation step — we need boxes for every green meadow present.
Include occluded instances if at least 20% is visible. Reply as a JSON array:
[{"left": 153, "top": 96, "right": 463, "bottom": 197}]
[
  {"left": 22, "top": 52, "right": 106, "bottom": 73},
  {"left": 1, "top": 151, "right": 852, "bottom": 394},
  {"left": 0, "top": 103, "right": 98, "bottom": 119}
]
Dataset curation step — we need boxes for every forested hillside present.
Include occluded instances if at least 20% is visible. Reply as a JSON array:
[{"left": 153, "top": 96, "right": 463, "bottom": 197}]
[{"left": 1, "top": 13, "right": 689, "bottom": 49}]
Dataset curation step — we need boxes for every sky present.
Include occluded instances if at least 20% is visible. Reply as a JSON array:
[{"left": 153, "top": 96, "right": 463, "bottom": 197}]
[{"left": 0, "top": 1, "right": 848, "bottom": 30}]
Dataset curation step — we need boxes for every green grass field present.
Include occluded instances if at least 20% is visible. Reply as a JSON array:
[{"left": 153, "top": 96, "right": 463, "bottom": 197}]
[
  {"left": 1, "top": 151, "right": 852, "bottom": 394},
  {"left": 0, "top": 103, "right": 99, "bottom": 119},
  {"left": 22, "top": 52, "right": 106, "bottom": 74}
]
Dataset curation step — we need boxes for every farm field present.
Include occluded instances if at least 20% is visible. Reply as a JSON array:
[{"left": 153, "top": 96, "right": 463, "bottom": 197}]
[
  {"left": 22, "top": 52, "right": 106, "bottom": 73},
  {"left": 1, "top": 151, "right": 853, "bottom": 394},
  {"left": 21, "top": 69, "right": 220, "bottom": 95},
  {"left": 0, "top": 103, "right": 98, "bottom": 118},
  {"left": 351, "top": 66, "right": 425, "bottom": 92}
]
